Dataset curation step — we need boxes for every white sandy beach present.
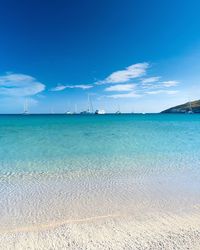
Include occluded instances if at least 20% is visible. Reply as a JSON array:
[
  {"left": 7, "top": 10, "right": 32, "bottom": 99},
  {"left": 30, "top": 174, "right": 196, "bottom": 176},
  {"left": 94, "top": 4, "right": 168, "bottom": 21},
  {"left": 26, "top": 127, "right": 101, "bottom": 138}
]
[
  {"left": 0, "top": 167, "right": 200, "bottom": 249},
  {"left": 1, "top": 211, "right": 200, "bottom": 249}
]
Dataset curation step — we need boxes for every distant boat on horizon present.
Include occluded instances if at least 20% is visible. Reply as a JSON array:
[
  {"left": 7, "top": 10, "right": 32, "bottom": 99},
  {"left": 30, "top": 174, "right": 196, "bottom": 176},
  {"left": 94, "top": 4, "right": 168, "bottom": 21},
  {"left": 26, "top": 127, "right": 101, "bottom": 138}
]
[
  {"left": 72, "top": 104, "right": 78, "bottom": 114},
  {"left": 65, "top": 111, "right": 72, "bottom": 115},
  {"left": 187, "top": 101, "right": 194, "bottom": 114},
  {"left": 131, "top": 107, "right": 135, "bottom": 114},
  {"left": 22, "top": 98, "right": 29, "bottom": 115},
  {"left": 65, "top": 101, "right": 73, "bottom": 115},
  {"left": 81, "top": 94, "right": 93, "bottom": 114},
  {"left": 95, "top": 109, "right": 106, "bottom": 115},
  {"left": 115, "top": 104, "right": 121, "bottom": 114}
]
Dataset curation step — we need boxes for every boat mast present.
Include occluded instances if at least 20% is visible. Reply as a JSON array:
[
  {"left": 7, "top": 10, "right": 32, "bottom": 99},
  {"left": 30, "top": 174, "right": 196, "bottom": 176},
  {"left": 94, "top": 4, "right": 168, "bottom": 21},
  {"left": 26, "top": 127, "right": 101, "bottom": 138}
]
[
  {"left": 66, "top": 101, "right": 70, "bottom": 113},
  {"left": 87, "top": 94, "right": 93, "bottom": 113},
  {"left": 87, "top": 94, "right": 90, "bottom": 112},
  {"left": 74, "top": 104, "right": 78, "bottom": 113},
  {"left": 24, "top": 98, "right": 29, "bottom": 114},
  {"left": 189, "top": 101, "right": 192, "bottom": 112}
]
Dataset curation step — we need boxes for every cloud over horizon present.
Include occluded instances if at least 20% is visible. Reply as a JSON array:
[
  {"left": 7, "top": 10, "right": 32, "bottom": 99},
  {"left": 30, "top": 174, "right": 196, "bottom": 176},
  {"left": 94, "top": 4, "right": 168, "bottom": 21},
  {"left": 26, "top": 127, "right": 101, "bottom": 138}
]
[
  {"left": 96, "top": 62, "right": 180, "bottom": 99},
  {"left": 160, "top": 81, "right": 179, "bottom": 87},
  {"left": 105, "top": 84, "right": 136, "bottom": 92},
  {"left": 146, "top": 90, "right": 179, "bottom": 95},
  {"left": 0, "top": 62, "right": 180, "bottom": 109},
  {"left": 141, "top": 76, "right": 161, "bottom": 83},
  {"left": 96, "top": 63, "right": 149, "bottom": 85},
  {"left": 108, "top": 91, "right": 141, "bottom": 99},
  {"left": 51, "top": 84, "right": 93, "bottom": 91},
  {"left": 0, "top": 73, "right": 45, "bottom": 96},
  {"left": 50, "top": 62, "right": 180, "bottom": 100}
]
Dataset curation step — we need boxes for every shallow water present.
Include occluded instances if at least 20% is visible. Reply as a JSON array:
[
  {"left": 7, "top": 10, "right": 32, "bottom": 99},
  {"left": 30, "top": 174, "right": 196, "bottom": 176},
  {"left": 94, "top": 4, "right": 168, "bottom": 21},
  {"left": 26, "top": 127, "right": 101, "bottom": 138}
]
[{"left": 0, "top": 114, "right": 200, "bottom": 232}]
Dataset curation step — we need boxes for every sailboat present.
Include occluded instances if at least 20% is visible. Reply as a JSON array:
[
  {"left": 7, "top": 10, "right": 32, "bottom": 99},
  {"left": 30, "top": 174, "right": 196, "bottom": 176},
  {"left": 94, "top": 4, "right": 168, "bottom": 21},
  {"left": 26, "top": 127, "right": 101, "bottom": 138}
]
[
  {"left": 65, "top": 101, "right": 72, "bottom": 115},
  {"left": 95, "top": 109, "right": 106, "bottom": 115},
  {"left": 73, "top": 104, "right": 78, "bottom": 114},
  {"left": 187, "top": 101, "right": 194, "bottom": 114},
  {"left": 22, "top": 98, "right": 29, "bottom": 115},
  {"left": 95, "top": 100, "right": 106, "bottom": 115},
  {"left": 81, "top": 94, "right": 93, "bottom": 114},
  {"left": 115, "top": 104, "right": 121, "bottom": 114}
]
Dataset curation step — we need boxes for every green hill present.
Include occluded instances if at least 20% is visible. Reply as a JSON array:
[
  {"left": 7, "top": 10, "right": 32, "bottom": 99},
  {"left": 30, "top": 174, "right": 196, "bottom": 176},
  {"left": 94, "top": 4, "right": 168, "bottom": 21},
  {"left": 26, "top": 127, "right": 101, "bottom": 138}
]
[{"left": 161, "top": 100, "right": 200, "bottom": 113}]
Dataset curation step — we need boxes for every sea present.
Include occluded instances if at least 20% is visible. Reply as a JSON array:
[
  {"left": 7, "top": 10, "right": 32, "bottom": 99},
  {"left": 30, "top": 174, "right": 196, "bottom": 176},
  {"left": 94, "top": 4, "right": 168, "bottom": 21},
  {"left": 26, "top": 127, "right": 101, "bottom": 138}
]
[{"left": 0, "top": 114, "right": 200, "bottom": 231}]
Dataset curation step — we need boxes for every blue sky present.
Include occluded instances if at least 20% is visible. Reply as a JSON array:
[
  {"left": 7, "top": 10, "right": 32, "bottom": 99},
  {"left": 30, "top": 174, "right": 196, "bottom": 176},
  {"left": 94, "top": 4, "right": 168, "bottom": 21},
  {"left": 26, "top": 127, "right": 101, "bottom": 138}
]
[{"left": 0, "top": 0, "right": 200, "bottom": 113}]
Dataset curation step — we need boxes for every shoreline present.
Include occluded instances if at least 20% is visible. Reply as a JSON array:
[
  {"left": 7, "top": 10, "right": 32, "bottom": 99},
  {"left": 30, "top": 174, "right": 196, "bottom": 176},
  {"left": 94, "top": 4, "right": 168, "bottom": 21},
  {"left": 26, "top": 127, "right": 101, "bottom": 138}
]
[{"left": 0, "top": 167, "right": 200, "bottom": 249}]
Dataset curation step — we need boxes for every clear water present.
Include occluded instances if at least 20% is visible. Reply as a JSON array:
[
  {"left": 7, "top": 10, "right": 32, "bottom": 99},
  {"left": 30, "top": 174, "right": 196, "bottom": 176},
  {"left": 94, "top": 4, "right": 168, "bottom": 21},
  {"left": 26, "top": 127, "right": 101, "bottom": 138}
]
[
  {"left": 0, "top": 114, "right": 200, "bottom": 174},
  {"left": 0, "top": 114, "right": 200, "bottom": 231}
]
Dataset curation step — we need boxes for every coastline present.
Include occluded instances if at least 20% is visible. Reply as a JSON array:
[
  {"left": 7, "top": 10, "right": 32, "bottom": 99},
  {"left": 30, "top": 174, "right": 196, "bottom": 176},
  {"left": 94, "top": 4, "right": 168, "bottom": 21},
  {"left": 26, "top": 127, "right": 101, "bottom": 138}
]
[{"left": 0, "top": 114, "right": 200, "bottom": 249}]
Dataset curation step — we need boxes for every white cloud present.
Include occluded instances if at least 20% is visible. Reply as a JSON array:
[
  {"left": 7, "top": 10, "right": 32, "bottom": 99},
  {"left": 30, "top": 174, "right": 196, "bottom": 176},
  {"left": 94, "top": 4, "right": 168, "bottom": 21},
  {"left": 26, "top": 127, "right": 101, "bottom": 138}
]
[
  {"left": 142, "top": 76, "right": 161, "bottom": 83},
  {"left": 146, "top": 90, "right": 179, "bottom": 95},
  {"left": 141, "top": 83, "right": 157, "bottom": 89},
  {"left": 142, "top": 79, "right": 179, "bottom": 90},
  {"left": 160, "top": 81, "right": 179, "bottom": 87},
  {"left": 51, "top": 85, "right": 67, "bottom": 91},
  {"left": 105, "top": 84, "right": 136, "bottom": 92},
  {"left": 97, "top": 62, "right": 149, "bottom": 84},
  {"left": 71, "top": 85, "right": 93, "bottom": 89},
  {"left": 51, "top": 84, "right": 93, "bottom": 91},
  {"left": 108, "top": 91, "right": 141, "bottom": 99},
  {"left": 0, "top": 73, "right": 45, "bottom": 96}
]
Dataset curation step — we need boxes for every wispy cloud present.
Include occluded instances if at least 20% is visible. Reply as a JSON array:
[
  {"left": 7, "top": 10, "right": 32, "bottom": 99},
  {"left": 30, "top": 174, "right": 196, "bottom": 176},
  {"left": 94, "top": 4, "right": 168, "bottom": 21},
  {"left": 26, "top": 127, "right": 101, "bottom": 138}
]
[
  {"left": 146, "top": 90, "right": 179, "bottom": 95},
  {"left": 142, "top": 79, "right": 179, "bottom": 89},
  {"left": 108, "top": 91, "right": 141, "bottom": 99},
  {"left": 0, "top": 73, "right": 45, "bottom": 96},
  {"left": 51, "top": 84, "right": 93, "bottom": 91},
  {"left": 142, "top": 76, "right": 161, "bottom": 83},
  {"left": 105, "top": 84, "right": 136, "bottom": 92},
  {"left": 96, "top": 62, "right": 149, "bottom": 85},
  {"left": 51, "top": 85, "right": 67, "bottom": 91},
  {"left": 101, "top": 64, "right": 180, "bottom": 98},
  {"left": 160, "top": 81, "right": 179, "bottom": 87}
]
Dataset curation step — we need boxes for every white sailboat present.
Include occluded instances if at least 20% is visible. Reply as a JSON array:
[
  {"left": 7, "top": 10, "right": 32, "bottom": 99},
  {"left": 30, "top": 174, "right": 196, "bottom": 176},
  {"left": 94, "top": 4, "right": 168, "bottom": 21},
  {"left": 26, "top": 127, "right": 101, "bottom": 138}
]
[
  {"left": 188, "top": 101, "right": 194, "bottom": 114},
  {"left": 81, "top": 94, "right": 93, "bottom": 114},
  {"left": 65, "top": 101, "right": 72, "bottom": 114},
  {"left": 73, "top": 104, "right": 78, "bottom": 114},
  {"left": 116, "top": 104, "right": 121, "bottom": 114},
  {"left": 22, "top": 98, "right": 29, "bottom": 115},
  {"left": 95, "top": 109, "right": 106, "bottom": 115}
]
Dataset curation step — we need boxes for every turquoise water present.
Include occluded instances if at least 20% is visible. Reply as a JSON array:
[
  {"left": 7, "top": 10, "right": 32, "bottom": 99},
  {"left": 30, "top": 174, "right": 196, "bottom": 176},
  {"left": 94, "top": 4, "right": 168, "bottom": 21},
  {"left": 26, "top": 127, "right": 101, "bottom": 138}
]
[
  {"left": 1, "top": 114, "right": 200, "bottom": 230},
  {"left": 0, "top": 114, "right": 200, "bottom": 174}
]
